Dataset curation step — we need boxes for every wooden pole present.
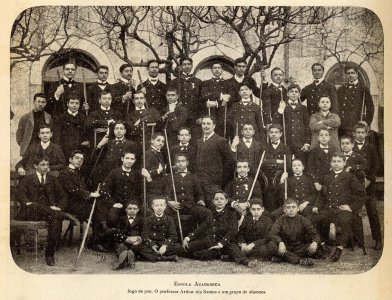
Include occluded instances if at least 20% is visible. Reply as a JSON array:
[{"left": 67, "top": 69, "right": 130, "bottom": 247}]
[
  {"left": 56, "top": 69, "right": 66, "bottom": 111},
  {"left": 360, "top": 91, "right": 366, "bottom": 122},
  {"left": 82, "top": 69, "right": 88, "bottom": 116},
  {"left": 164, "top": 127, "right": 184, "bottom": 242},
  {"left": 142, "top": 121, "right": 147, "bottom": 219}
]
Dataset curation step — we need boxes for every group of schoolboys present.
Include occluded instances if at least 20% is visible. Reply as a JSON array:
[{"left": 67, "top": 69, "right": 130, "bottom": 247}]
[{"left": 13, "top": 58, "right": 381, "bottom": 270}]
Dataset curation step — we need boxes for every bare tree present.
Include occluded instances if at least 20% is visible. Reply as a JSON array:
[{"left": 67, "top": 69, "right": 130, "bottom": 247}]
[{"left": 10, "top": 6, "right": 75, "bottom": 70}]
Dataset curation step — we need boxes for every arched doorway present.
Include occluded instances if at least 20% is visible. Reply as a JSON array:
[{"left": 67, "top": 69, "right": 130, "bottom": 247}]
[
  {"left": 194, "top": 55, "right": 235, "bottom": 80},
  {"left": 324, "top": 62, "right": 370, "bottom": 89},
  {"left": 42, "top": 48, "right": 99, "bottom": 95}
]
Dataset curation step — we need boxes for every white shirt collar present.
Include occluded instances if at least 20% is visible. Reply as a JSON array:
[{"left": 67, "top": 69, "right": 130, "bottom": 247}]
[
  {"left": 135, "top": 106, "right": 146, "bottom": 111},
  {"left": 36, "top": 171, "right": 46, "bottom": 180},
  {"left": 151, "top": 145, "right": 160, "bottom": 152},
  {"left": 319, "top": 144, "right": 329, "bottom": 149},
  {"left": 203, "top": 132, "right": 215, "bottom": 141},
  {"left": 97, "top": 80, "right": 107, "bottom": 84},
  {"left": 180, "top": 142, "right": 189, "bottom": 147},
  {"left": 122, "top": 166, "right": 132, "bottom": 172},
  {"left": 100, "top": 105, "right": 110, "bottom": 111},
  {"left": 349, "top": 79, "right": 359, "bottom": 85},
  {"left": 67, "top": 109, "right": 78, "bottom": 116},
  {"left": 115, "top": 137, "right": 125, "bottom": 141},
  {"left": 63, "top": 76, "right": 73, "bottom": 82},
  {"left": 41, "top": 141, "right": 50, "bottom": 149},
  {"left": 215, "top": 208, "right": 224, "bottom": 212},
  {"left": 241, "top": 98, "right": 251, "bottom": 104},
  {"left": 314, "top": 77, "right": 324, "bottom": 85},
  {"left": 120, "top": 77, "right": 131, "bottom": 84},
  {"left": 234, "top": 74, "right": 244, "bottom": 83},
  {"left": 243, "top": 137, "right": 253, "bottom": 143},
  {"left": 344, "top": 151, "right": 353, "bottom": 156},
  {"left": 321, "top": 111, "right": 329, "bottom": 117},
  {"left": 155, "top": 213, "right": 164, "bottom": 218},
  {"left": 68, "top": 164, "right": 76, "bottom": 169},
  {"left": 334, "top": 169, "right": 343, "bottom": 175},
  {"left": 294, "top": 173, "right": 303, "bottom": 177},
  {"left": 271, "top": 140, "right": 280, "bottom": 148},
  {"left": 271, "top": 82, "right": 282, "bottom": 89},
  {"left": 149, "top": 76, "right": 159, "bottom": 84}
]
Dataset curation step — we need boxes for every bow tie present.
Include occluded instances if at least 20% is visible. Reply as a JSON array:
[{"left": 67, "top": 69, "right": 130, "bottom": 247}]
[
  {"left": 356, "top": 142, "right": 364, "bottom": 145},
  {"left": 271, "top": 142, "right": 279, "bottom": 145},
  {"left": 122, "top": 171, "right": 131, "bottom": 176},
  {"left": 294, "top": 174, "right": 302, "bottom": 177},
  {"left": 348, "top": 82, "right": 356, "bottom": 87},
  {"left": 289, "top": 101, "right": 298, "bottom": 106},
  {"left": 180, "top": 146, "right": 188, "bottom": 151},
  {"left": 314, "top": 80, "right": 320, "bottom": 84},
  {"left": 150, "top": 79, "right": 158, "bottom": 83},
  {"left": 62, "top": 79, "right": 74, "bottom": 84},
  {"left": 244, "top": 140, "right": 251, "bottom": 143},
  {"left": 276, "top": 85, "right": 282, "bottom": 90},
  {"left": 98, "top": 82, "right": 107, "bottom": 86},
  {"left": 214, "top": 78, "right": 221, "bottom": 82},
  {"left": 178, "top": 171, "right": 187, "bottom": 174}
]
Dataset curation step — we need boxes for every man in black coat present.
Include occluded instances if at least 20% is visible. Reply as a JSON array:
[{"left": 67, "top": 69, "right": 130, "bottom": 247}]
[
  {"left": 86, "top": 65, "right": 111, "bottom": 112},
  {"left": 337, "top": 64, "right": 374, "bottom": 136},
  {"left": 16, "top": 154, "right": 76, "bottom": 266},
  {"left": 300, "top": 63, "right": 339, "bottom": 116},
  {"left": 137, "top": 59, "right": 167, "bottom": 115},
  {"left": 45, "top": 62, "right": 86, "bottom": 116},
  {"left": 110, "top": 63, "right": 136, "bottom": 114},
  {"left": 196, "top": 116, "right": 236, "bottom": 206}
]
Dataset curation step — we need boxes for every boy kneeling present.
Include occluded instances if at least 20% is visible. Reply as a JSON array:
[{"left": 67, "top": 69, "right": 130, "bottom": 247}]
[
  {"left": 138, "top": 198, "right": 182, "bottom": 262},
  {"left": 269, "top": 198, "right": 321, "bottom": 267}
]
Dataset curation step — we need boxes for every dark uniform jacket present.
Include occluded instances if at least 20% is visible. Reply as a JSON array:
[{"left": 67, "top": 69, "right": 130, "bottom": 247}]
[
  {"left": 142, "top": 214, "right": 178, "bottom": 246},
  {"left": 307, "top": 145, "right": 333, "bottom": 183},
  {"left": 262, "top": 84, "right": 288, "bottom": 125},
  {"left": 227, "top": 102, "right": 265, "bottom": 141},
  {"left": 233, "top": 139, "right": 263, "bottom": 176},
  {"left": 110, "top": 80, "right": 136, "bottom": 114},
  {"left": 164, "top": 171, "right": 204, "bottom": 209},
  {"left": 17, "top": 172, "right": 67, "bottom": 210},
  {"left": 315, "top": 171, "right": 367, "bottom": 213},
  {"left": 169, "top": 74, "right": 203, "bottom": 124},
  {"left": 15, "top": 142, "right": 66, "bottom": 172},
  {"left": 278, "top": 173, "right": 317, "bottom": 205},
  {"left": 113, "top": 215, "right": 144, "bottom": 243},
  {"left": 58, "top": 166, "right": 91, "bottom": 213},
  {"left": 137, "top": 79, "right": 167, "bottom": 115},
  {"left": 225, "top": 176, "right": 262, "bottom": 203},
  {"left": 226, "top": 77, "right": 266, "bottom": 105},
  {"left": 344, "top": 152, "right": 367, "bottom": 181},
  {"left": 145, "top": 147, "right": 166, "bottom": 181},
  {"left": 86, "top": 82, "right": 111, "bottom": 112},
  {"left": 273, "top": 103, "right": 310, "bottom": 151},
  {"left": 188, "top": 206, "right": 238, "bottom": 246},
  {"left": 337, "top": 82, "right": 374, "bottom": 131},
  {"left": 46, "top": 79, "right": 85, "bottom": 116},
  {"left": 269, "top": 214, "right": 320, "bottom": 247},
  {"left": 127, "top": 107, "right": 161, "bottom": 143},
  {"left": 170, "top": 143, "right": 197, "bottom": 174},
  {"left": 162, "top": 103, "right": 188, "bottom": 146},
  {"left": 353, "top": 141, "right": 379, "bottom": 182},
  {"left": 100, "top": 167, "right": 142, "bottom": 207},
  {"left": 261, "top": 141, "right": 292, "bottom": 179},
  {"left": 52, "top": 111, "right": 87, "bottom": 158},
  {"left": 196, "top": 133, "right": 236, "bottom": 186},
  {"left": 200, "top": 77, "right": 232, "bottom": 119},
  {"left": 237, "top": 214, "right": 273, "bottom": 246},
  {"left": 301, "top": 80, "right": 338, "bottom": 115}
]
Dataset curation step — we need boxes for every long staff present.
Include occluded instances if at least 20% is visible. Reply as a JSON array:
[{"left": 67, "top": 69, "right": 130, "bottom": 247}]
[
  {"left": 281, "top": 89, "right": 288, "bottom": 199},
  {"left": 87, "top": 145, "right": 105, "bottom": 185},
  {"left": 142, "top": 121, "right": 147, "bottom": 219},
  {"left": 223, "top": 104, "right": 227, "bottom": 139},
  {"left": 164, "top": 127, "right": 184, "bottom": 242},
  {"left": 57, "top": 69, "right": 66, "bottom": 111},
  {"left": 74, "top": 183, "right": 101, "bottom": 269},
  {"left": 259, "top": 68, "right": 266, "bottom": 128},
  {"left": 238, "top": 150, "right": 266, "bottom": 227},
  {"left": 233, "top": 123, "right": 239, "bottom": 178},
  {"left": 360, "top": 91, "right": 366, "bottom": 122},
  {"left": 82, "top": 69, "right": 89, "bottom": 116}
]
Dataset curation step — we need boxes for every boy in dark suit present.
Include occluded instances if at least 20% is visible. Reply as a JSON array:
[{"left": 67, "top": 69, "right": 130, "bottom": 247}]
[
  {"left": 113, "top": 201, "right": 144, "bottom": 270},
  {"left": 127, "top": 90, "right": 161, "bottom": 146},
  {"left": 262, "top": 67, "right": 287, "bottom": 126},
  {"left": 52, "top": 94, "right": 89, "bottom": 160},
  {"left": 138, "top": 198, "right": 182, "bottom": 262},
  {"left": 225, "top": 159, "right": 262, "bottom": 218},
  {"left": 182, "top": 191, "right": 238, "bottom": 262},
  {"left": 16, "top": 123, "right": 66, "bottom": 177},
  {"left": 161, "top": 87, "right": 188, "bottom": 147},
  {"left": 227, "top": 82, "right": 265, "bottom": 141},
  {"left": 274, "top": 84, "right": 310, "bottom": 163},
  {"left": 86, "top": 65, "right": 111, "bottom": 112},
  {"left": 141, "top": 132, "right": 166, "bottom": 202},
  {"left": 307, "top": 128, "right": 333, "bottom": 192},
  {"left": 346, "top": 125, "right": 382, "bottom": 250},
  {"left": 137, "top": 59, "right": 167, "bottom": 115},
  {"left": 269, "top": 198, "right": 320, "bottom": 267},
  {"left": 229, "top": 198, "right": 275, "bottom": 267},
  {"left": 231, "top": 123, "right": 264, "bottom": 178},
  {"left": 271, "top": 159, "right": 317, "bottom": 220},
  {"left": 261, "top": 124, "right": 292, "bottom": 212},
  {"left": 164, "top": 153, "right": 211, "bottom": 235},
  {"left": 337, "top": 64, "right": 374, "bottom": 136},
  {"left": 16, "top": 154, "right": 77, "bottom": 266},
  {"left": 110, "top": 63, "right": 136, "bottom": 113},
  {"left": 312, "top": 153, "right": 367, "bottom": 262},
  {"left": 170, "top": 127, "right": 197, "bottom": 173}
]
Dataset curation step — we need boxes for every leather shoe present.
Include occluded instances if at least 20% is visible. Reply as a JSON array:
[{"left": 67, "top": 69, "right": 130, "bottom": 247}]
[
  {"left": 247, "top": 259, "right": 258, "bottom": 268},
  {"left": 373, "top": 240, "right": 382, "bottom": 250},
  {"left": 113, "top": 251, "right": 128, "bottom": 270},
  {"left": 160, "top": 255, "right": 179, "bottom": 262},
  {"left": 94, "top": 244, "right": 111, "bottom": 253},
  {"left": 331, "top": 247, "right": 343, "bottom": 262},
  {"left": 45, "top": 256, "right": 55, "bottom": 266}
]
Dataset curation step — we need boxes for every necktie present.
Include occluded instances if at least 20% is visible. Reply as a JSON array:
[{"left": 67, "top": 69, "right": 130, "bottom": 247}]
[
  {"left": 314, "top": 80, "right": 319, "bottom": 84},
  {"left": 357, "top": 142, "right": 364, "bottom": 145},
  {"left": 272, "top": 142, "right": 278, "bottom": 145},
  {"left": 128, "top": 217, "right": 134, "bottom": 224},
  {"left": 98, "top": 82, "right": 107, "bottom": 87},
  {"left": 150, "top": 79, "right": 158, "bottom": 83},
  {"left": 40, "top": 174, "right": 45, "bottom": 185},
  {"left": 245, "top": 140, "right": 251, "bottom": 144}
]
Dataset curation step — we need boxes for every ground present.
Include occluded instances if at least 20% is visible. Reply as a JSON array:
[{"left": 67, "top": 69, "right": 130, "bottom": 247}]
[{"left": 11, "top": 201, "right": 383, "bottom": 274}]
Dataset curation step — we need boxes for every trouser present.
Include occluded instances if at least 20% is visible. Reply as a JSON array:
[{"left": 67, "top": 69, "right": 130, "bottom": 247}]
[
  {"left": 17, "top": 203, "right": 67, "bottom": 257},
  {"left": 365, "top": 184, "right": 382, "bottom": 241},
  {"left": 269, "top": 242, "right": 315, "bottom": 264},
  {"left": 228, "top": 241, "right": 276, "bottom": 263},
  {"left": 312, "top": 209, "right": 353, "bottom": 246},
  {"left": 138, "top": 242, "right": 182, "bottom": 261},
  {"left": 115, "top": 242, "right": 141, "bottom": 257}
]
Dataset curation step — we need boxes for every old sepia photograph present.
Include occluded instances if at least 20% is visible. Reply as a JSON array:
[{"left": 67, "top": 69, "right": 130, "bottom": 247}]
[{"left": 9, "top": 5, "right": 384, "bottom": 278}]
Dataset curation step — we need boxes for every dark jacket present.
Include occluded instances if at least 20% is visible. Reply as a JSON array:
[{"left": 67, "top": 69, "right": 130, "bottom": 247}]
[
  {"left": 142, "top": 214, "right": 178, "bottom": 247},
  {"left": 307, "top": 145, "right": 333, "bottom": 183},
  {"left": 86, "top": 82, "right": 111, "bottom": 112},
  {"left": 113, "top": 215, "right": 144, "bottom": 243},
  {"left": 301, "top": 80, "right": 338, "bottom": 115},
  {"left": 353, "top": 141, "right": 379, "bottom": 182},
  {"left": 262, "top": 84, "right": 288, "bottom": 125},
  {"left": 225, "top": 176, "right": 262, "bottom": 203},
  {"left": 237, "top": 214, "right": 273, "bottom": 246},
  {"left": 110, "top": 80, "right": 136, "bottom": 114},
  {"left": 137, "top": 80, "right": 167, "bottom": 115}
]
